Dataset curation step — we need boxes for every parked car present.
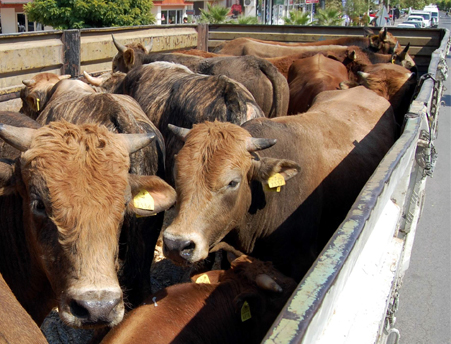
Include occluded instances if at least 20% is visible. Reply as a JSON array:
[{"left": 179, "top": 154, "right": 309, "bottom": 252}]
[
  {"left": 397, "top": 21, "right": 421, "bottom": 28},
  {"left": 409, "top": 10, "right": 432, "bottom": 27},
  {"left": 406, "top": 15, "right": 426, "bottom": 27}
]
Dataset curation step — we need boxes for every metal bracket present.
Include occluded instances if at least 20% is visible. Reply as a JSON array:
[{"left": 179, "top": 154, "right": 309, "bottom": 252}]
[{"left": 383, "top": 287, "right": 401, "bottom": 344}]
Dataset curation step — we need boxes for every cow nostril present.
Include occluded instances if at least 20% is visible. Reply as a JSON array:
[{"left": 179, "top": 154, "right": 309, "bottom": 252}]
[
  {"left": 70, "top": 300, "right": 90, "bottom": 319},
  {"left": 180, "top": 241, "right": 195, "bottom": 257}
]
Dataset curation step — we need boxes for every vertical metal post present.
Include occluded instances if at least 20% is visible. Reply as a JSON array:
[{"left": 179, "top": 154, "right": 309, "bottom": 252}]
[{"left": 62, "top": 29, "right": 81, "bottom": 77}]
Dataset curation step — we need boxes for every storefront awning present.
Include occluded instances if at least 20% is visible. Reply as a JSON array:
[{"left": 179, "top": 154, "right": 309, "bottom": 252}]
[{"left": 154, "top": 0, "right": 193, "bottom": 7}]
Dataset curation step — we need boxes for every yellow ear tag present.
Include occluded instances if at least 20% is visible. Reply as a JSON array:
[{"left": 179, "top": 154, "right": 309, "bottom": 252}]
[
  {"left": 37, "top": 98, "right": 40, "bottom": 111},
  {"left": 133, "top": 190, "right": 154, "bottom": 211},
  {"left": 241, "top": 301, "right": 252, "bottom": 322},
  {"left": 195, "top": 274, "right": 211, "bottom": 284},
  {"left": 267, "top": 173, "right": 285, "bottom": 192}
]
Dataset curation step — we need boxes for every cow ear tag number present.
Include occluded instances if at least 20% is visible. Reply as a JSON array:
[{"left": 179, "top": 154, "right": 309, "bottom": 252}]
[
  {"left": 267, "top": 173, "right": 285, "bottom": 192},
  {"left": 133, "top": 190, "right": 154, "bottom": 211},
  {"left": 241, "top": 301, "right": 252, "bottom": 322},
  {"left": 195, "top": 274, "right": 211, "bottom": 284}
]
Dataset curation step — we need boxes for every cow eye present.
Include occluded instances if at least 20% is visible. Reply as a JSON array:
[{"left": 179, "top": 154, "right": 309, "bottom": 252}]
[
  {"left": 228, "top": 180, "right": 239, "bottom": 188},
  {"left": 31, "top": 198, "right": 47, "bottom": 217}
]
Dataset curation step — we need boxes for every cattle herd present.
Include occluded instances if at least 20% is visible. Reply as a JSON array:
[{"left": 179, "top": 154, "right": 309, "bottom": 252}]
[{"left": 0, "top": 27, "right": 417, "bottom": 344}]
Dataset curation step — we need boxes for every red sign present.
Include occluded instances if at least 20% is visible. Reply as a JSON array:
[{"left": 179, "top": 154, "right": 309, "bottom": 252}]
[{"left": 305, "top": 0, "right": 319, "bottom": 3}]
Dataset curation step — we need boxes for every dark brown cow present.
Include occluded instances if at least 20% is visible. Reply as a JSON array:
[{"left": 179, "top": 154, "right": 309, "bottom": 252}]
[
  {"left": 287, "top": 54, "right": 349, "bottom": 115},
  {"left": 100, "top": 254, "right": 297, "bottom": 344},
  {"left": 162, "top": 86, "right": 397, "bottom": 281},
  {"left": 83, "top": 62, "right": 264, "bottom": 185},
  {"left": 111, "top": 37, "right": 289, "bottom": 118},
  {"left": 0, "top": 84, "right": 176, "bottom": 329},
  {"left": 0, "top": 272, "right": 48, "bottom": 344},
  {"left": 341, "top": 63, "right": 417, "bottom": 126},
  {"left": 212, "top": 28, "right": 402, "bottom": 57}
]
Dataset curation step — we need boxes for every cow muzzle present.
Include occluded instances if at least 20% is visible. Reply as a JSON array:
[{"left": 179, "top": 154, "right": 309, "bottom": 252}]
[
  {"left": 162, "top": 232, "right": 208, "bottom": 265},
  {"left": 60, "top": 288, "right": 124, "bottom": 328}
]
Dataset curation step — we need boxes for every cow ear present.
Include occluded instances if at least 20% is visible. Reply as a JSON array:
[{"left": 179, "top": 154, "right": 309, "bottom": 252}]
[
  {"left": 26, "top": 94, "right": 40, "bottom": 112},
  {"left": 250, "top": 157, "right": 300, "bottom": 184},
  {"left": 127, "top": 175, "right": 176, "bottom": 217},
  {"left": 0, "top": 161, "right": 17, "bottom": 196},
  {"left": 123, "top": 48, "right": 135, "bottom": 69}
]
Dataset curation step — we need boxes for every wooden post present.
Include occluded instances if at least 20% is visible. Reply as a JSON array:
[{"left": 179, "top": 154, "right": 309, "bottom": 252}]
[
  {"left": 197, "top": 24, "right": 209, "bottom": 51},
  {"left": 62, "top": 29, "right": 81, "bottom": 77}
]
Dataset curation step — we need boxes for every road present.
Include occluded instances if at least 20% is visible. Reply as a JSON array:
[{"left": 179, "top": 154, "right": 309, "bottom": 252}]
[{"left": 394, "top": 13, "right": 451, "bottom": 344}]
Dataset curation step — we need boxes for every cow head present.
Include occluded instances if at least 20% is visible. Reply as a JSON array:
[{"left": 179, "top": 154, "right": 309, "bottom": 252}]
[
  {"left": 162, "top": 121, "right": 300, "bottom": 265},
  {"left": 111, "top": 35, "right": 152, "bottom": 73},
  {"left": 365, "top": 28, "right": 399, "bottom": 54},
  {"left": 0, "top": 121, "right": 176, "bottom": 328},
  {"left": 20, "top": 73, "right": 71, "bottom": 119}
]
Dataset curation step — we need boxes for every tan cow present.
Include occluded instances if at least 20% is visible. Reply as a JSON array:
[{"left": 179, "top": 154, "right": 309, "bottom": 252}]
[
  {"left": 0, "top": 112, "right": 175, "bottom": 327},
  {"left": 163, "top": 86, "right": 397, "bottom": 281},
  {"left": 212, "top": 28, "right": 403, "bottom": 57}
]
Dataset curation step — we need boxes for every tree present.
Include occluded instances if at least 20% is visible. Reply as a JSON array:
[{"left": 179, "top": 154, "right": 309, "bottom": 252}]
[
  {"left": 284, "top": 9, "right": 312, "bottom": 25},
  {"left": 199, "top": 3, "right": 231, "bottom": 24},
  {"left": 314, "top": 8, "right": 343, "bottom": 25},
  {"left": 325, "top": 0, "right": 343, "bottom": 11},
  {"left": 24, "top": 0, "right": 155, "bottom": 29}
]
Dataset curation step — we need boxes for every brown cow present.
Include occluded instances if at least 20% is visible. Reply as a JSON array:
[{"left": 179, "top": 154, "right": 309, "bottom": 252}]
[
  {"left": 266, "top": 43, "right": 415, "bottom": 80},
  {"left": 0, "top": 272, "right": 48, "bottom": 344},
  {"left": 212, "top": 28, "right": 402, "bottom": 57},
  {"left": 100, "top": 253, "right": 297, "bottom": 344},
  {"left": 340, "top": 63, "right": 417, "bottom": 126},
  {"left": 162, "top": 86, "right": 397, "bottom": 281},
  {"left": 0, "top": 89, "right": 176, "bottom": 328},
  {"left": 287, "top": 54, "right": 349, "bottom": 114},
  {"left": 111, "top": 37, "right": 289, "bottom": 118}
]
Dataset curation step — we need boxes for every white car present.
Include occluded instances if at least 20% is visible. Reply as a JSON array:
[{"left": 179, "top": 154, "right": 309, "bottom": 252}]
[
  {"left": 406, "top": 15, "right": 426, "bottom": 27},
  {"left": 409, "top": 10, "right": 432, "bottom": 27},
  {"left": 397, "top": 21, "right": 421, "bottom": 28}
]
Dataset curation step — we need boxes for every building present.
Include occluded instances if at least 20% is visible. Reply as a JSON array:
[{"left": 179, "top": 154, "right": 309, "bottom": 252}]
[{"left": 0, "top": 0, "right": 47, "bottom": 34}]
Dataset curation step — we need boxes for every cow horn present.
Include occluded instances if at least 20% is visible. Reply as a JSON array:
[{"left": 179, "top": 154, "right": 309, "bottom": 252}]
[
  {"left": 22, "top": 79, "right": 36, "bottom": 87},
  {"left": 379, "top": 27, "right": 387, "bottom": 40},
  {"left": 112, "top": 34, "right": 127, "bottom": 53},
  {"left": 59, "top": 74, "right": 72, "bottom": 80},
  {"left": 246, "top": 137, "right": 277, "bottom": 152},
  {"left": 168, "top": 124, "right": 191, "bottom": 142},
  {"left": 357, "top": 71, "right": 370, "bottom": 80},
  {"left": 0, "top": 124, "right": 35, "bottom": 152},
  {"left": 145, "top": 37, "right": 154, "bottom": 53},
  {"left": 83, "top": 71, "right": 103, "bottom": 86},
  {"left": 256, "top": 274, "right": 283, "bottom": 293},
  {"left": 119, "top": 132, "right": 156, "bottom": 154},
  {"left": 398, "top": 42, "right": 410, "bottom": 60}
]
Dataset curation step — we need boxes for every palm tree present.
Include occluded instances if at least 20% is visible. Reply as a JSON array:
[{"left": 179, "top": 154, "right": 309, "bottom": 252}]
[
  {"left": 284, "top": 9, "right": 312, "bottom": 25},
  {"left": 199, "top": 3, "right": 231, "bottom": 24},
  {"left": 314, "top": 8, "right": 343, "bottom": 26}
]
